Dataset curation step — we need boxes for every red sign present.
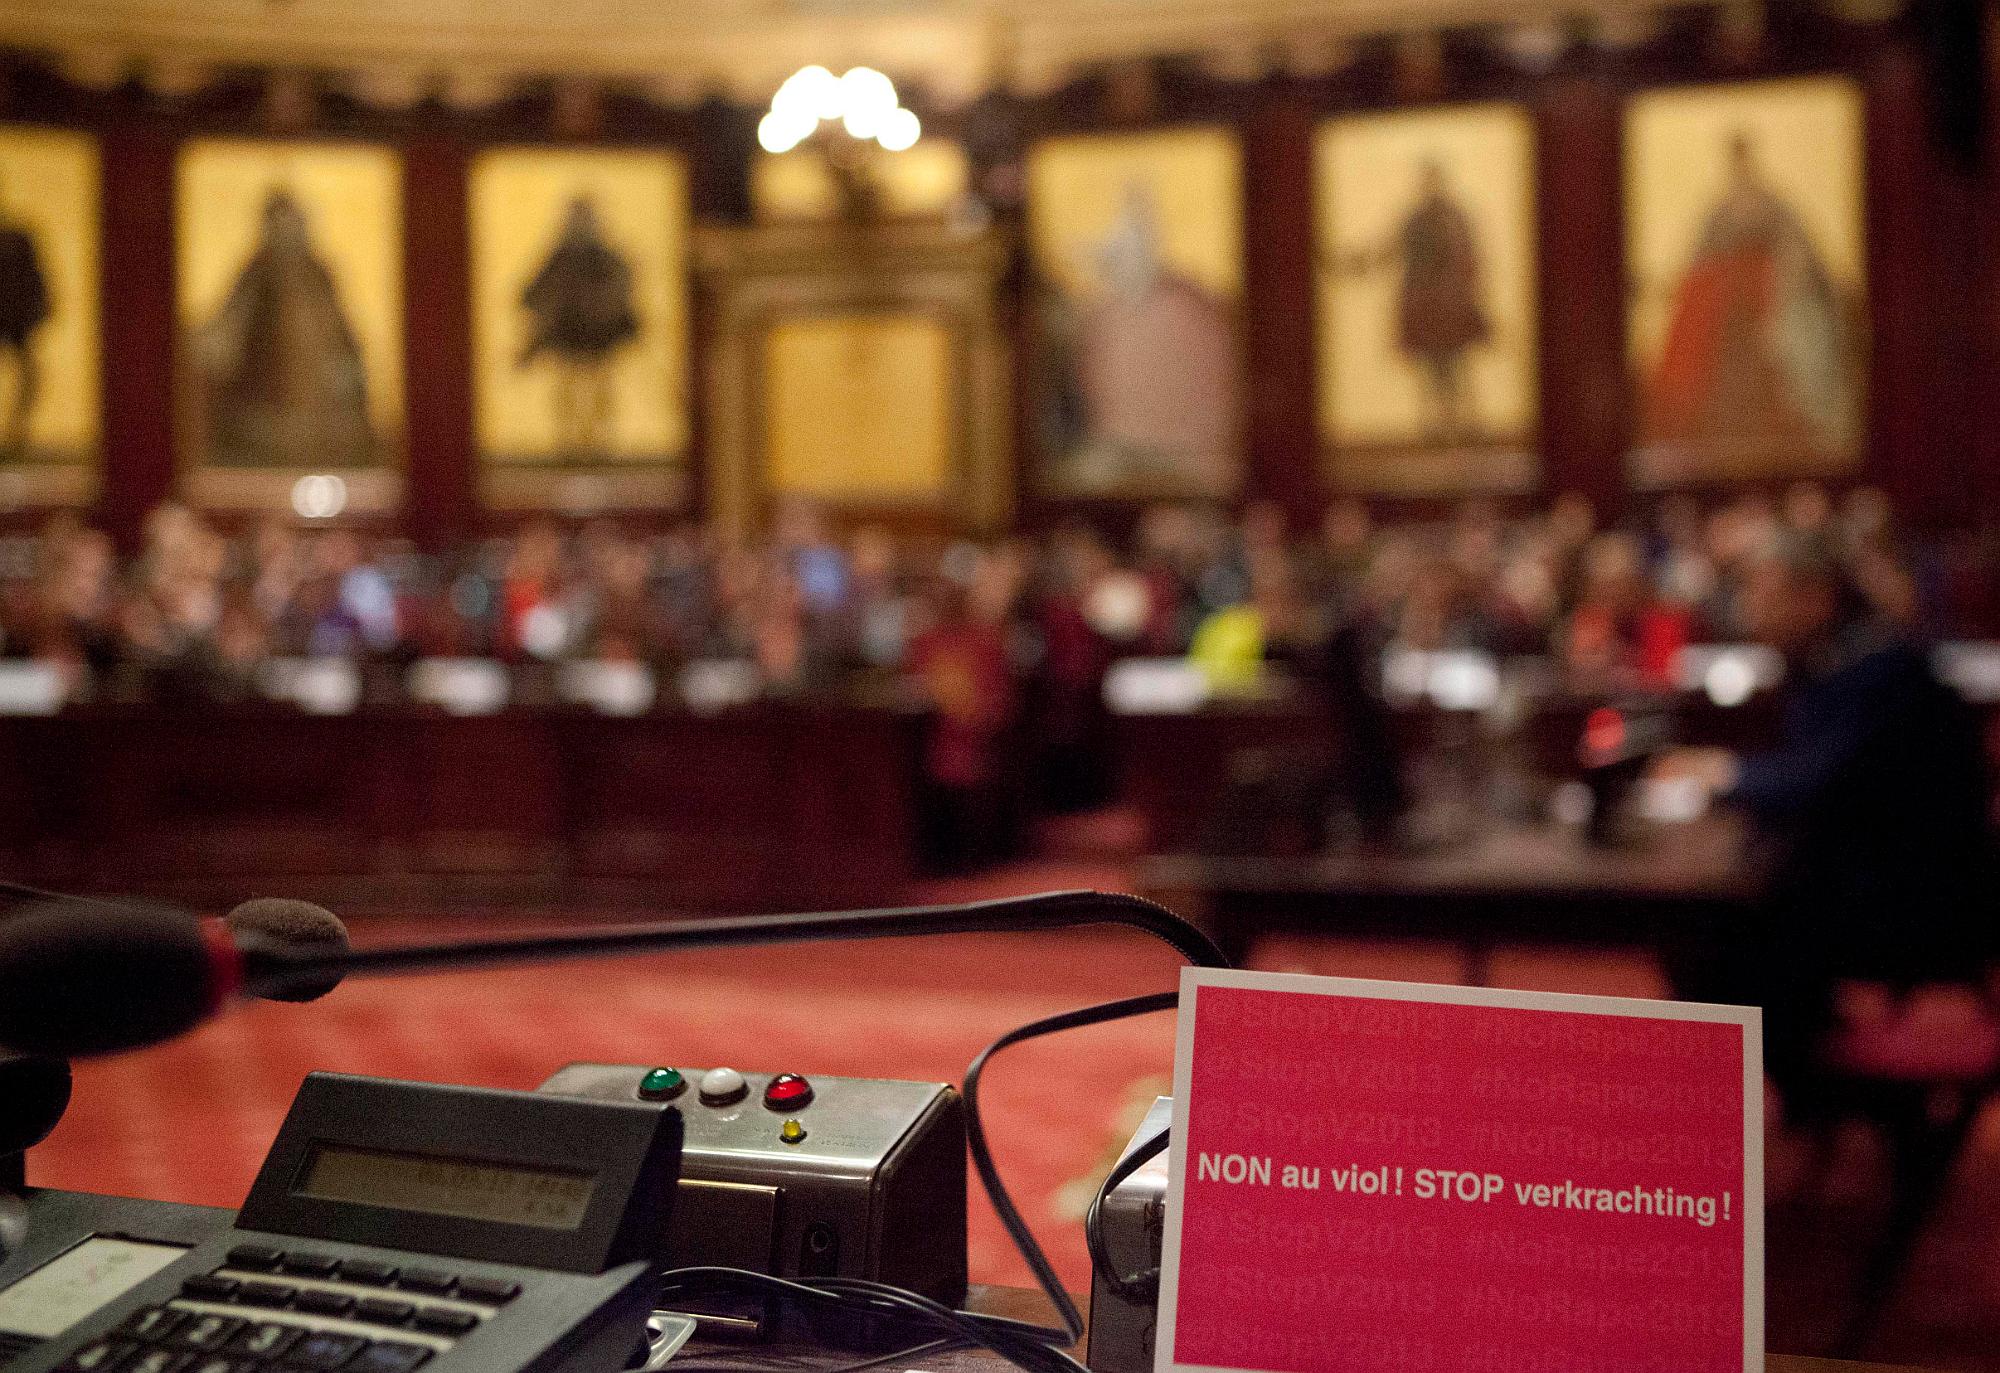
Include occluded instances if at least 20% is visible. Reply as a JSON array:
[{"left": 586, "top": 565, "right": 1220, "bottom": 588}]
[{"left": 1157, "top": 969, "right": 1762, "bottom": 1373}]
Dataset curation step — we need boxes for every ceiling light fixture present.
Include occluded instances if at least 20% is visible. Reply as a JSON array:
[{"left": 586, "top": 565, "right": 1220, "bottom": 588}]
[{"left": 758, "top": 64, "right": 922, "bottom": 154}]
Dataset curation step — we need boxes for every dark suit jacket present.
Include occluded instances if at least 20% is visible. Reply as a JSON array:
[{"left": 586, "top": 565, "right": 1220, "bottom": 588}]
[{"left": 1728, "top": 633, "right": 1997, "bottom": 983}]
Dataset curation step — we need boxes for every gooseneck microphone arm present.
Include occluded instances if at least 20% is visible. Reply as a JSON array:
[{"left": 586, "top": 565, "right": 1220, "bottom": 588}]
[{"left": 240, "top": 890, "right": 1231, "bottom": 1001}]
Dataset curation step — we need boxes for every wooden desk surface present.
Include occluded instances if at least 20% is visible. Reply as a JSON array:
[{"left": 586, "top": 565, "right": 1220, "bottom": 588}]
[
  {"left": 1144, "top": 814, "right": 1758, "bottom": 903},
  {"left": 677, "top": 1286, "right": 1941, "bottom": 1373},
  {"left": 1139, "top": 816, "right": 1763, "bottom": 971}
]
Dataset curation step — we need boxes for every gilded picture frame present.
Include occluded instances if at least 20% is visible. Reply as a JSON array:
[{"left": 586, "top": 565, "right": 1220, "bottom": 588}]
[
  {"left": 1314, "top": 103, "right": 1540, "bottom": 495},
  {"left": 470, "top": 146, "right": 692, "bottom": 512},
  {"left": 1625, "top": 76, "right": 1868, "bottom": 486}
]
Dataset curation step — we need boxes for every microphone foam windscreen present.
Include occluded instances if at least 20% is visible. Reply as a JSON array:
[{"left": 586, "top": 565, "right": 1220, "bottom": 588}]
[
  {"left": 0, "top": 1052, "right": 72, "bottom": 1154},
  {"left": 0, "top": 903, "right": 216, "bottom": 1057},
  {"left": 226, "top": 898, "right": 349, "bottom": 1002}
]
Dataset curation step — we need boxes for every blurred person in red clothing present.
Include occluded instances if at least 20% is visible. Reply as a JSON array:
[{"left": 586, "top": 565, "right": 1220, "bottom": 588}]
[
  {"left": 1562, "top": 532, "right": 1690, "bottom": 689},
  {"left": 497, "top": 519, "right": 566, "bottom": 659},
  {"left": 905, "top": 563, "right": 1019, "bottom": 871}
]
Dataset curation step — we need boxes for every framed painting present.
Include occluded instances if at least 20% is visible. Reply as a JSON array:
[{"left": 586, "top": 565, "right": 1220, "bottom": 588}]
[
  {"left": 177, "top": 138, "right": 403, "bottom": 513},
  {"left": 1026, "top": 128, "right": 1243, "bottom": 499},
  {"left": 470, "top": 147, "right": 690, "bottom": 512},
  {"left": 1625, "top": 77, "right": 1867, "bottom": 485},
  {"left": 698, "top": 219, "right": 1011, "bottom": 534},
  {"left": 0, "top": 125, "right": 99, "bottom": 507},
  {"left": 761, "top": 311, "right": 955, "bottom": 502},
  {"left": 1315, "top": 103, "right": 1539, "bottom": 495}
]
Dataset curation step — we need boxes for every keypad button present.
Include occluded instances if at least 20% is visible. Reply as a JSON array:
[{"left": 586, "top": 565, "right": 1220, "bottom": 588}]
[
  {"left": 176, "top": 1315, "right": 245, "bottom": 1350},
  {"left": 453, "top": 1277, "right": 520, "bottom": 1306},
  {"left": 354, "top": 1298, "right": 416, "bottom": 1327},
  {"left": 347, "top": 1342, "right": 433, "bottom": 1373},
  {"left": 277, "top": 1252, "right": 339, "bottom": 1279},
  {"left": 223, "top": 1246, "right": 282, "bottom": 1272},
  {"left": 227, "top": 1323, "right": 302, "bottom": 1360},
  {"left": 181, "top": 1275, "right": 239, "bottom": 1302},
  {"left": 58, "top": 1337, "right": 136, "bottom": 1371},
  {"left": 293, "top": 1290, "right": 355, "bottom": 1318},
  {"left": 181, "top": 1358, "right": 244, "bottom": 1373},
  {"left": 339, "top": 1261, "right": 399, "bottom": 1287},
  {"left": 233, "top": 1282, "right": 296, "bottom": 1309},
  {"left": 411, "top": 1307, "right": 478, "bottom": 1336},
  {"left": 122, "top": 1307, "right": 188, "bottom": 1342},
  {"left": 395, "top": 1269, "right": 455, "bottom": 1296},
  {"left": 124, "top": 1349, "right": 192, "bottom": 1373},
  {"left": 290, "top": 1331, "right": 367, "bottom": 1369}
]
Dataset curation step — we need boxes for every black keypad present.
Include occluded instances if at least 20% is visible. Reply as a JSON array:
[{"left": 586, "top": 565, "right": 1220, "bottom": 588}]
[
  {"left": 234, "top": 1280, "right": 297, "bottom": 1308},
  {"left": 181, "top": 1275, "right": 239, "bottom": 1302},
  {"left": 411, "top": 1306, "right": 478, "bottom": 1336},
  {"left": 288, "top": 1331, "right": 367, "bottom": 1370},
  {"left": 454, "top": 1277, "right": 521, "bottom": 1305},
  {"left": 123, "top": 1348, "right": 192, "bottom": 1373},
  {"left": 227, "top": 1322, "right": 301, "bottom": 1360},
  {"left": 395, "top": 1269, "right": 455, "bottom": 1296},
  {"left": 355, "top": 1298, "right": 416, "bottom": 1327},
  {"left": 175, "top": 1315, "right": 245, "bottom": 1350},
  {"left": 293, "top": 1289, "right": 356, "bottom": 1318},
  {"left": 278, "top": 1252, "right": 340, "bottom": 1279},
  {"left": 122, "top": 1307, "right": 188, "bottom": 1342},
  {"left": 340, "top": 1260, "right": 400, "bottom": 1287},
  {"left": 58, "top": 1337, "right": 135, "bottom": 1371},
  {"left": 223, "top": 1245, "right": 282, "bottom": 1272},
  {"left": 347, "top": 1342, "right": 433, "bottom": 1373}
]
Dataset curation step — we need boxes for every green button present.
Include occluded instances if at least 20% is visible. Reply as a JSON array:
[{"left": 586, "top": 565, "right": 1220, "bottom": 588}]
[{"left": 639, "top": 1067, "right": 685, "bottom": 1101}]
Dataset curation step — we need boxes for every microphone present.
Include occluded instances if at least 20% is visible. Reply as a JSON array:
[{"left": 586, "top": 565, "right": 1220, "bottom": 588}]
[
  {"left": 225, "top": 897, "right": 351, "bottom": 1002},
  {"left": 0, "top": 897, "right": 349, "bottom": 1057},
  {"left": 0, "top": 891, "right": 1220, "bottom": 1058},
  {"left": 0, "top": 1052, "right": 73, "bottom": 1157}
]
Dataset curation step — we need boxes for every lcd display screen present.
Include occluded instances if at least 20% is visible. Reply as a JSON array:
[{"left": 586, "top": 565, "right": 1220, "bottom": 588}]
[{"left": 297, "top": 1145, "right": 596, "bottom": 1230}]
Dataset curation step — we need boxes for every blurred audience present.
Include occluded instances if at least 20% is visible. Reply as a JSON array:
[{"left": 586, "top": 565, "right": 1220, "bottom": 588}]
[{"left": 0, "top": 485, "right": 1993, "bottom": 720}]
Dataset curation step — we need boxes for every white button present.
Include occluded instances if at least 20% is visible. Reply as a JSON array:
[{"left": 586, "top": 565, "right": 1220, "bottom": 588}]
[{"left": 699, "top": 1067, "right": 747, "bottom": 1104}]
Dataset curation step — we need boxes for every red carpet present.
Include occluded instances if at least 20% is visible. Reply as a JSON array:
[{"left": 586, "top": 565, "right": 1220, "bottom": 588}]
[{"left": 25, "top": 859, "right": 2000, "bottom": 1369}]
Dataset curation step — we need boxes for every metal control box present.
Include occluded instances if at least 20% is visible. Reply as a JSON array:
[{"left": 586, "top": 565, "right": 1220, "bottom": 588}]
[
  {"left": 537, "top": 1064, "right": 967, "bottom": 1316},
  {"left": 1085, "top": 1097, "right": 1171, "bottom": 1373}
]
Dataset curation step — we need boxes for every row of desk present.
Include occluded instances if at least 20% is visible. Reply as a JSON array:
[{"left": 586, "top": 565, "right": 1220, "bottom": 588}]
[{"left": 0, "top": 704, "right": 925, "bottom": 911}]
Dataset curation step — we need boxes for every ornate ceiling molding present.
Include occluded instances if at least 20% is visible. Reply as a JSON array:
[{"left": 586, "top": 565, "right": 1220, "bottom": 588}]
[{"left": 0, "top": 0, "right": 1902, "bottom": 110}]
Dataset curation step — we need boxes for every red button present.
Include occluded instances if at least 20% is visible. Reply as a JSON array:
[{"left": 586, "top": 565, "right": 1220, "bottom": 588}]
[{"left": 764, "top": 1074, "right": 814, "bottom": 1111}]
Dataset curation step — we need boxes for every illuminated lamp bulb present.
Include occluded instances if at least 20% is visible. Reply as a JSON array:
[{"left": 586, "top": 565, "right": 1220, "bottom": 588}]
[
  {"left": 775, "top": 65, "right": 841, "bottom": 122},
  {"left": 876, "top": 106, "right": 921, "bottom": 152},
  {"left": 758, "top": 109, "right": 811, "bottom": 155},
  {"left": 840, "top": 66, "right": 896, "bottom": 119},
  {"left": 290, "top": 474, "right": 347, "bottom": 520},
  {"left": 841, "top": 105, "right": 883, "bottom": 141}
]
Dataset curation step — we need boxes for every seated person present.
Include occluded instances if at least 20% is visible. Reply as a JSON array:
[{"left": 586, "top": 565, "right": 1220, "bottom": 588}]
[{"left": 1649, "top": 536, "right": 1997, "bottom": 1109}]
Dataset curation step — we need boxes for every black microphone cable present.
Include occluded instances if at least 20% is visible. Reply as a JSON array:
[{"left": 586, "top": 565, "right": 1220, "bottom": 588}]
[{"left": 653, "top": 989, "right": 1187, "bottom": 1373}]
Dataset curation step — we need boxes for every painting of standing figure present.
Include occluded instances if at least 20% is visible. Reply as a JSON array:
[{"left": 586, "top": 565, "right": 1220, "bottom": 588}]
[
  {"left": 1027, "top": 129, "right": 1243, "bottom": 498},
  {"left": 0, "top": 126, "right": 99, "bottom": 505},
  {"left": 1315, "top": 104, "right": 1538, "bottom": 495},
  {"left": 196, "top": 188, "right": 373, "bottom": 470},
  {"left": 178, "top": 138, "right": 404, "bottom": 511},
  {"left": 517, "top": 198, "right": 640, "bottom": 456},
  {"left": 1626, "top": 78, "right": 1866, "bottom": 484},
  {"left": 471, "top": 148, "right": 690, "bottom": 510}
]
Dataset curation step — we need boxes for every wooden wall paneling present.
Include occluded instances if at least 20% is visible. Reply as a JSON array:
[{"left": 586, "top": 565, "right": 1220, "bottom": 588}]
[
  {"left": 97, "top": 122, "right": 178, "bottom": 549},
  {"left": 1534, "top": 75, "right": 1627, "bottom": 520},
  {"left": 1862, "top": 41, "right": 1942, "bottom": 526},
  {"left": 1239, "top": 87, "right": 1320, "bottom": 523},
  {"left": 401, "top": 133, "right": 476, "bottom": 549},
  {"left": 1984, "top": 0, "right": 2000, "bottom": 526}
]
